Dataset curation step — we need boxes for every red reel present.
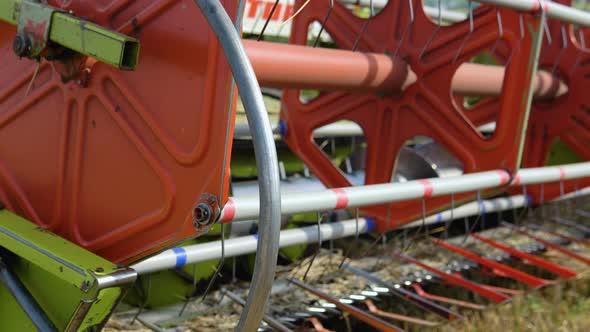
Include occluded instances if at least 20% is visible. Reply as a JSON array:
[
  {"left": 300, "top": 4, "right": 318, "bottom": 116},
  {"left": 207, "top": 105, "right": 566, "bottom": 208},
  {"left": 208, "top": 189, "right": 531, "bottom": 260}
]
[
  {"left": 0, "top": 0, "right": 237, "bottom": 263},
  {"left": 466, "top": 0, "right": 590, "bottom": 203},
  {"left": 280, "top": 0, "right": 543, "bottom": 231}
]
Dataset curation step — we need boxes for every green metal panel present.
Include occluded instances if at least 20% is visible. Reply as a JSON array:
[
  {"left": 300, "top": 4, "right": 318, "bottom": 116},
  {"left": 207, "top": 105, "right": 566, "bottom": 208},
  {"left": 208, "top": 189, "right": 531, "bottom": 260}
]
[
  {"left": 50, "top": 12, "right": 140, "bottom": 70},
  {"left": 0, "top": 209, "right": 136, "bottom": 331},
  {"left": 0, "top": 0, "right": 139, "bottom": 70},
  {"left": 0, "top": 0, "right": 19, "bottom": 25}
]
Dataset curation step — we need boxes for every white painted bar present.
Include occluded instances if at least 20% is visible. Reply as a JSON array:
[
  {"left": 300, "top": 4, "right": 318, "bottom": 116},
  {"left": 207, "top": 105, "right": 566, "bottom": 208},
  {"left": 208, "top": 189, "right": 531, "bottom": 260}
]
[
  {"left": 132, "top": 217, "right": 374, "bottom": 274},
  {"left": 221, "top": 163, "right": 590, "bottom": 222},
  {"left": 477, "top": 0, "right": 590, "bottom": 27},
  {"left": 220, "top": 170, "right": 509, "bottom": 222},
  {"left": 133, "top": 186, "right": 590, "bottom": 274}
]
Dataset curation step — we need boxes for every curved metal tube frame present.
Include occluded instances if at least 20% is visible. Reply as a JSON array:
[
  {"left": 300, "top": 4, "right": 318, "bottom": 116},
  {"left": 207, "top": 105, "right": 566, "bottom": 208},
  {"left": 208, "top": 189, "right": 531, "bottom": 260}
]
[{"left": 192, "top": 0, "right": 282, "bottom": 330}]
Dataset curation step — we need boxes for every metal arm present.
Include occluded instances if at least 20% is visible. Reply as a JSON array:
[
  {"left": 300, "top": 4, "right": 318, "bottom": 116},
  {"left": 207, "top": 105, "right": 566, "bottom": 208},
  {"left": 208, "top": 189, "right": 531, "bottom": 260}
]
[{"left": 191, "top": 0, "right": 281, "bottom": 331}]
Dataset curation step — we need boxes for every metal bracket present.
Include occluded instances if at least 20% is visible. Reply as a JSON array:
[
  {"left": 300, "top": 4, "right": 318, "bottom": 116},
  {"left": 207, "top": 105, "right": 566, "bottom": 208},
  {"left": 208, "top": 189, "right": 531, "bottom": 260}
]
[
  {"left": 0, "top": 0, "right": 140, "bottom": 69},
  {"left": 15, "top": 0, "right": 55, "bottom": 58}
]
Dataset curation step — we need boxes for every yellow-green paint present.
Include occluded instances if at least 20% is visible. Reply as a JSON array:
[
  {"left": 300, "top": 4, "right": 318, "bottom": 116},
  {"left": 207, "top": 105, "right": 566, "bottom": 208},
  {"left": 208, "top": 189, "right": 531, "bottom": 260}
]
[
  {"left": 50, "top": 12, "right": 139, "bottom": 70},
  {"left": 0, "top": 0, "right": 139, "bottom": 70},
  {"left": 0, "top": 210, "right": 133, "bottom": 331}
]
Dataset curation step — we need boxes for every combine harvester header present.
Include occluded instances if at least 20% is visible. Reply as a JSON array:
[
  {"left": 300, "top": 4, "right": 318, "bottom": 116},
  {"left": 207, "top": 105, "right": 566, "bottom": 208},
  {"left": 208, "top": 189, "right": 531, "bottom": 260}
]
[{"left": 0, "top": 0, "right": 589, "bottom": 331}]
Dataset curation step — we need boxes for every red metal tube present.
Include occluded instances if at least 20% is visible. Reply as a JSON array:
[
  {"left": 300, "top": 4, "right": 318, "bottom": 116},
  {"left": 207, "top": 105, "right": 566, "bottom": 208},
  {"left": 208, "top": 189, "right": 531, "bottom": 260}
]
[
  {"left": 244, "top": 40, "right": 567, "bottom": 100},
  {"left": 245, "top": 39, "right": 413, "bottom": 93}
]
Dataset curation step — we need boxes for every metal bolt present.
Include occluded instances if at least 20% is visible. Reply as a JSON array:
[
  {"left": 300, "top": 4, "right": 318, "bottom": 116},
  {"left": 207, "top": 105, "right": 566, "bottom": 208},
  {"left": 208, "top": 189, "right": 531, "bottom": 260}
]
[
  {"left": 13, "top": 33, "right": 31, "bottom": 58},
  {"left": 193, "top": 202, "right": 213, "bottom": 227},
  {"left": 95, "top": 267, "right": 104, "bottom": 273}
]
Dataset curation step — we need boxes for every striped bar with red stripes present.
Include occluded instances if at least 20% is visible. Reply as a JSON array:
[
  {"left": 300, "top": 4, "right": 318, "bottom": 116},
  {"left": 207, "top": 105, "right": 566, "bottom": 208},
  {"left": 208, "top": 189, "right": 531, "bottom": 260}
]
[{"left": 220, "top": 162, "right": 590, "bottom": 223}]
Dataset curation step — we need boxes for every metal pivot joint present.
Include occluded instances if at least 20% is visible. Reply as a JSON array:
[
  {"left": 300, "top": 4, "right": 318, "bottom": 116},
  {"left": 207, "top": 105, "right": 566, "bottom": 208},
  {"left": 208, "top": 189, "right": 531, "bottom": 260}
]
[
  {"left": 0, "top": 0, "right": 140, "bottom": 70},
  {"left": 193, "top": 194, "right": 221, "bottom": 230}
]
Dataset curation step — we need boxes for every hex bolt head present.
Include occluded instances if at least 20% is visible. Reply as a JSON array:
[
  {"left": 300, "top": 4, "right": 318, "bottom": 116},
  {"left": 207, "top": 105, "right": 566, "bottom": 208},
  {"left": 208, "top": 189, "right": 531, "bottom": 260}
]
[
  {"left": 13, "top": 34, "right": 31, "bottom": 58},
  {"left": 193, "top": 202, "right": 213, "bottom": 227}
]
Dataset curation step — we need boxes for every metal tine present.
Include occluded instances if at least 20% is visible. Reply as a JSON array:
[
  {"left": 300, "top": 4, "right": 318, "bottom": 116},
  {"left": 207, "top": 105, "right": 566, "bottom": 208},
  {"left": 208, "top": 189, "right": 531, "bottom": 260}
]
[
  {"left": 488, "top": 9, "right": 504, "bottom": 59},
  {"left": 179, "top": 223, "right": 227, "bottom": 316},
  {"left": 526, "top": 223, "right": 590, "bottom": 247},
  {"left": 288, "top": 277, "right": 406, "bottom": 332},
  {"left": 419, "top": 0, "right": 443, "bottom": 59},
  {"left": 569, "top": 29, "right": 586, "bottom": 76},
  {"left": 575, "top": 208, "right": 590, "bottom": 219},
  {"left": 176, "top": 263, "right": 199, "bottom": 311},
  {"left": 505, "top": 13, "right": 526, "bottom": 66},
  {"left": 461, "top": 190, "right": 483, "bottom": 244},
  {"left": 551, "top": 24, "right": 569, "bottom": 74},
  {"left": 131, "top": 275, "right": 152, "bottom": 324},
  {"left": 302, "top": 211, "right": 327, "bottom": 281},
  {"left": 444, "top": 193, "right": 455, "bottom": 240},
  {"left": 352, "top": 0, "right": 375, "bottom": 51},
  {"left": 257, "top": 0, "right": 281, "bottom": 41},
  {"left": 470, "top": 233, "right": 578, "bottom": 279},
  {"left": 313, "top": 0, "right": 335, "bottom": 48},
  {"left": 363, "top": 299, "right": 440, "bottom": 327},
  {"left": 339, "top": 208, "right": 361, "bottom": 268},
  {"left": 24, "top": 60, "right": 41, "bottom": 98},
  {"left": 393, "top": 0, "right": 414, "bottom": 57},
  {"left": 403, "top": 197, "right": 429, "bottom": 252},
  {"left": 306, "top": 316, "right": 335, "bottom": 332},
  {"left": 201, "top": 223, "right": 226, "bottom": 300},
  {"left": 432, "top": 238, "right": 553, "bottom": 288},
  {"left": 551, "top": 216, "right": 590, "bottom": 235},
  {"left": 541, "top": 1, "right": 552, "bottom": 46},
  {"left": 411, "top": 283, "right": 486, "bottom": 310},
  {"left": 280, "top": 0, "right": 313, "bottom": 28},
  {"left": 539, "top": 183, "right": 546, "bottom": 220},
  {"left": 396, "top": 254, "right": 511, "bottom": 303},
  {"left": 501, "top": 221, "right": 590, "bottom": 266},
  {"left": 135, "top": 317, "right": 165, "bottom": 332},
  {"left": 223, "top": 289, "right": 295, "bottom": 332},
  {"left": 343, "top": 264, "right": 464, "bottom": 321},
  {"left": 452, "top": 0, "right": 475, "bottom": 64}
]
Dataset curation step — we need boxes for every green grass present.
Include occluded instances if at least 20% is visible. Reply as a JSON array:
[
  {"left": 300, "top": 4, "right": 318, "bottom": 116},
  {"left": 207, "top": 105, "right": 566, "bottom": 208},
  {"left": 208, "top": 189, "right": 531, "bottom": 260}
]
[{"left": 437, "top": 273, "right": 590, "bottom": 332}]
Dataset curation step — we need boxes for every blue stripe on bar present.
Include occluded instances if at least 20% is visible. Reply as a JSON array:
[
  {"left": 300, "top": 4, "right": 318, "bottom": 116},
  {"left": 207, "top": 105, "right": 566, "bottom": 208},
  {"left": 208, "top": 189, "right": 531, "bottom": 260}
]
[{"left": 172, "top": 247, "right": 187, "bottom": 268}]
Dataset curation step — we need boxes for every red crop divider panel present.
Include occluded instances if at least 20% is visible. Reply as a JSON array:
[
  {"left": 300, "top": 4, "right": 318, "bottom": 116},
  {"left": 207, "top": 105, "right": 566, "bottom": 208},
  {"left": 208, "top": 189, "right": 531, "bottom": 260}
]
[
  {"left": 397, "top": 254, "right": 511, "bottom": 303},
  {"left": 467, "top": 0, "right": 590, "bottom": 202},
  {"left": 470, "top": 233, "right": 578, "bottom": 279},
  {"left": 0, "top": 1, "right": 237, "bottom": 263},
  {"left": 281, "top": 0, "right": 543, "bottom": 231},
  {"left": 432, "top": 239, "right": 553, "bottom": 288}
]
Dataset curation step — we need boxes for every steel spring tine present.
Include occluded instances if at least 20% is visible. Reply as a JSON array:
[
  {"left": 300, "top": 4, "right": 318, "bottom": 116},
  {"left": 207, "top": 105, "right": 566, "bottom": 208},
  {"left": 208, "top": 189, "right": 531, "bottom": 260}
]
[
  {"left": 419, "top": 0, "right": 442, "bottom": 59},
  {"left": 302, "top": 211, "right": 326, "bottom": 281},
  {"left": 489, "top": 9, "right": 503, "bottom": 59},
  {"left": 281, "top": 0, "right": 313, "bottom": 28},
  {"left": 393, "top": 0, "right": 414, "bottom": 57},
  {"left": 200, "top": 223, "right": 226, "bottom": 302},
  {"left": 452, "top": 0, "right": 474, "bottom": 64},
  {"left": 313, "top": 0, "right": 334, "bottom": 48},
  {"left": 506, "top": 13, "right": 526, "bottom": 66},
  {"left": 569, "top": 29, "right": 585, "bottom": 76},
  {"left": 24, "top": 60, "right": 40, "bottom": 98},
  {"left": 179, "top": 263, "right": 200, "bottom": 313},
  {"left": 257, "top": 0, "right": 281, "bottom": 41},
  {"left": 404, "top": 197, "right": 428, "bottom": 252},
  {"left": 541, "top": 0, "right": 552, "bottom": 46},
  {"left": 252, "top": 3, "right": 265, "bottom": 36},
  {"left": 351, "top": 0, "right": 375, "bottom": 51},
  {"left": 462, "top": 190, "right": 483, "bottom": 244},
  {"left": 551, "top": 24, "right": 569, "bottom": 74},
  {"left": 339, "top": 208, "right": 361, "bottom": 268},
  {"left": 539, "top": 182, "right": 546, "bottom": 221},
  {"left": 132, "top": 275, "right": 151, "bottom": 323},
  {"left": 444, "top": 193, "right": 455, "bottom": 240}
]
